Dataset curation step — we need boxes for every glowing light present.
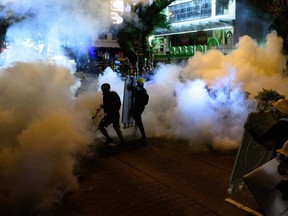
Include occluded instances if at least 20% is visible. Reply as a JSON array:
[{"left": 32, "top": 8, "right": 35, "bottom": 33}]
[
  {"left": 111, "top": 0, "right": 125, "bottom": 24},
  {"left": 111, "top": 11, "right": 124, "bottom": 24},
  {"left": 111, "top": 0, "right": 124, "bottom": 12}
]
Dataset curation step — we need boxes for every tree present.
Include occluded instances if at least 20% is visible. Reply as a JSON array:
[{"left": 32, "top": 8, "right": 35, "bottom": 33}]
[
  {"left": 114, "top": 0, "right": 176, "bottom": 73},
  {"left": 0, "top": 20, "right": 9, "bottom": 51},
  {"left": 0, "top": 4, "right": 31, "bottom": 53},
  {"left": 237, "top": 0, "right": 288, "bottom": 54},
  {"left": 114, "top": 0, "right": 239, "bottom": 73}
]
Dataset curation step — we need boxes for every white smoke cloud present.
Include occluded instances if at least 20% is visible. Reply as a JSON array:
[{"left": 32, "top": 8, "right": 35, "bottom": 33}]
[
  {"left": 1, "top": 0, "right": 112, "bottom": 65},
  {"left": 142, "top": 65, "right": 254, "bottom": 151},
  {"left": 0, "top": 62, "right": 99, "bottom": 214},
  {"left": 0, "top": 32, "right": 286, "bottom": 214},
  {"left": 0, "top": 0, "right": 287, "bottom": 213},
  {"left": 141, "top": 31, "right": 288, "bottom": 152}
]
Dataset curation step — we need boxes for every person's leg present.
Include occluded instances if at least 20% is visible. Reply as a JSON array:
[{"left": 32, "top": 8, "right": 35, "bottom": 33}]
[
  {"left": 134, "top": 113, "right": 146, "bottom": 139},
  {"left": 98, "top": 117, "right": 112, "bottom": 144},
  {"left": 115, "top": 127, "right": 125, "bottom": 146},
  {"left": 113, "top": 118, "right": 125, "bottom": 146},
  {"left": 99, "top": 127, "right": 112, "bottom": 144}
]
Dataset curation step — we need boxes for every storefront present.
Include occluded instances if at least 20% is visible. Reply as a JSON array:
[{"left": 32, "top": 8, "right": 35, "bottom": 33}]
[{"left": 149, "top": 0, "right": 235, "bottom": 64}]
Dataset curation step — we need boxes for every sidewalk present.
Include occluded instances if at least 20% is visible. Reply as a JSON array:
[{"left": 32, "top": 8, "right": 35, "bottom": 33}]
[{"left": 49, "top": 137, "right": 261, "bottom": 216}]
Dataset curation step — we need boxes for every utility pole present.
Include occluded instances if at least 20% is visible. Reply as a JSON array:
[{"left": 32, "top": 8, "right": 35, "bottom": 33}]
[{"left": 136, "top": 2, "right": 144, "bottom": 77}]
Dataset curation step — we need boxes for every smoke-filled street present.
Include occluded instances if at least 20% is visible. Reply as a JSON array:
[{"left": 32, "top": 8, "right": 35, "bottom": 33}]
[
  {"left": 0, "top": 0, "right": 288, "bottom": 215},
  {"left": 0, "top": 31, "right": 287, "bottom": 216}
]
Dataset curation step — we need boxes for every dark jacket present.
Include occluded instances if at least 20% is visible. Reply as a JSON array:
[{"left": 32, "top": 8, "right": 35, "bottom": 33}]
[
  {"left": 103, "top": 91, "right": 121, "bottom": 118},
  {"left": 133, "top": 87, "right": 148, "bottom": 111}
]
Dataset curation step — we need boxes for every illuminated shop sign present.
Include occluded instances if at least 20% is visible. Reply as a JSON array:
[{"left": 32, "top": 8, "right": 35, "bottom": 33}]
[{"left": 169, "top": 37, "right": 219, "bottom": 56}]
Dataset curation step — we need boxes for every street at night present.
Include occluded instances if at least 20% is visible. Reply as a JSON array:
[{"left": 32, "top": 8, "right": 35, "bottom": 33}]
[
  {"left": 47, "top": 137, "right": 260, "bottom": 216},
  {"left": 1, "top": 1, "right": 288, "bottom": 216}
]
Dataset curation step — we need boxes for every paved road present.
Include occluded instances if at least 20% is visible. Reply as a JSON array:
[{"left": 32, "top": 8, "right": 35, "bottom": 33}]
[{"left": 48, "top": 137, "right": 261, "bottom": 216}]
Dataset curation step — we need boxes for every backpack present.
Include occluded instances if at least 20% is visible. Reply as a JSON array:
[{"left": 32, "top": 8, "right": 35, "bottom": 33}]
[
  {"left": 143, "top": 91, "right": 149, "bottom": 106},
  {"left": 112, "top": 91, "right": 122, "bottom": 110},
  {"left": 104, "top": 91, "right": 121, "bottom": 113}
]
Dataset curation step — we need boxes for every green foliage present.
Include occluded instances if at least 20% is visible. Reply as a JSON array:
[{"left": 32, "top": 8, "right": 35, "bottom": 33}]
[
  {"left": 238, "top": 0, "right": 288, "bottom": 54},
  {"left": 115, "top": 0, "right": 176, "bottom": 70},
  {"left": 254, "top": 88, "right": 285, "bottom": 101}
]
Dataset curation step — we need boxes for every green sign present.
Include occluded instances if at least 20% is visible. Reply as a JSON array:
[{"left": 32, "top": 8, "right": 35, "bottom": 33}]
[
  {"left": 225, "top": 30, "right": 233, "bottom": 39},
  {"left": 169, "top": 37, "right": 219, "bottom": 56}
]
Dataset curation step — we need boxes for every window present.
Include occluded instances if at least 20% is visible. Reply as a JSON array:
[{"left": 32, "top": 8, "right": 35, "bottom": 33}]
[
  {"left": 98, "top": 34, "right": 107, "bottom": 40},
  {"left": 169, "top": 0, "right": 212, "bottom": 23},
  {"left": 216, "top": 0, "right": 229, "bottom": 15}
]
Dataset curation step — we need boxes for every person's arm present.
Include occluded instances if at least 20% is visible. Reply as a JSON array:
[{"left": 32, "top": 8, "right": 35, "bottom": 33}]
[{"left": 92, "top": 104, "right": 103, "bottom": 119}]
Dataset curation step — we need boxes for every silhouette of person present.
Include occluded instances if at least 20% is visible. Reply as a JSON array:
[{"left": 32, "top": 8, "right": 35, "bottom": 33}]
[
  {"left": 96, "top": 83, "right": 125, "bottom": 146},
  {"left": 128, "top": 78, "right": 149, "bottom": 140}
]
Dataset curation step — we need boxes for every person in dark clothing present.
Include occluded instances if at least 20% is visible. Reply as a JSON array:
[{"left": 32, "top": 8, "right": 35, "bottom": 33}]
[
  {"left": 93, "top": 83, "right": 125, "bottom": 146},
  {"left": 128, "top": 78, "right": 149, "bottom": 140},
  {"left": 276, "top": 140, "right": 288, "bottom": 176},
  {"left": 246, "top": 98, "right": 288, "bottom": 157}
]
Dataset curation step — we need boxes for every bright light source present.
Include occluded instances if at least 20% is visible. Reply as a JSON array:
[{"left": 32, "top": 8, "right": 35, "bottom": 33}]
[
  {"left": 111, "top": 12, "right": 123, "bottom": 24},
  {"left": 111, "top": 0, "right": 124, "bottom": 12},
  {"left": 111, "top": 0, "right": 124, "bottom": 24}
]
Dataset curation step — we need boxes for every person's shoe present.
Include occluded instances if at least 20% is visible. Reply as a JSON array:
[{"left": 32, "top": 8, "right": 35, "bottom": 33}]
[
  {"left": 103, "top": 138, "right": 113, "bottom": 145},
  {"left": 140, "top": 136, "right": 147, "bottom": 141}
]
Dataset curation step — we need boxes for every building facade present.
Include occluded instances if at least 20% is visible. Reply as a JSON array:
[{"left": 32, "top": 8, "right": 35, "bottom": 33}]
[
  {"left": 91, "top": 0, "right": 271, "bottom": 71},
  {"left": 149, "top": 0, "right": 272, "bottom": 64},
  {"left": 149, "top": 0, "right": 236, "bottom": 63}
]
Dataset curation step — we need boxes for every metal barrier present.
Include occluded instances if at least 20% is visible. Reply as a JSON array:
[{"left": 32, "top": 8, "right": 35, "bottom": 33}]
[{"left": 228, "top": 111, "right": 276, "bottom": 194}]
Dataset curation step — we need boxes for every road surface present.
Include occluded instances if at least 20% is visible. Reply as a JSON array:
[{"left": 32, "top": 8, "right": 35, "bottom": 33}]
[{"left": 46, "top": 137, "right": 261, "bottom": 216}]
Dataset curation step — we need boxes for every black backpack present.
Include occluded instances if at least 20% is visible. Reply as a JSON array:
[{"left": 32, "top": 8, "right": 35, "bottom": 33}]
[
  {"left": 134, "top": 88, "right": 149, "bottom": 107},
  {"left": 142, "top": 91, "right": 149, "bottom": 106}
]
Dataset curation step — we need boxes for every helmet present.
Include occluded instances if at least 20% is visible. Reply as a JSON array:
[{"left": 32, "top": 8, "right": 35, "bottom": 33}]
[
  {"left": 101, "top": 83, "right": 110, "bottom": 91},
  {"left": 277, "top": 140, "right": 288, "bottom": 157},
  {"left": 272, "top": 99, "right": 288, "bottom": 115},
  {"left": 137, "top": 78, "right": 145, "bottom": 85}
]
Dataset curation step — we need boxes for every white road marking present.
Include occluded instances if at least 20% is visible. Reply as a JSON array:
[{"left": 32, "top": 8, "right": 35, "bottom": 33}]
[{"left": 225, "top": 198, "right": 263, "bottom": 216}]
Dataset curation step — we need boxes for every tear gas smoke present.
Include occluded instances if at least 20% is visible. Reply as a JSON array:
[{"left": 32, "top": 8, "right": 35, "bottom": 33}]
[
  {"left": 91, "top": 32, "right": 288, "bottom": 153},
  {"left": 0, "top": 0, "right": 111, "bottom": 65},
  {"left": 142, "top": 31, "right": 288, "bottom": 151},
  {"left": 0, "top": 63, "right": 96, "bottom": 215},
  {"left": 0, "top": 0, "right": 112, "bottom": 214},
  {"left": 0, "top": 0, "right": 288, "bottom": 214}
]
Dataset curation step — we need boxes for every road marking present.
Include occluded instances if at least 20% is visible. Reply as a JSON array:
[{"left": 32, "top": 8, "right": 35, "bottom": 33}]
[{"left": 225, "top": 198, "right": 263, "bottom": 216}]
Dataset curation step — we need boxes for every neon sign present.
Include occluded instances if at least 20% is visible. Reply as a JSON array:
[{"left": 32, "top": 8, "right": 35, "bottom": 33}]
[{"left": 169, "top": 37, "right": 219, "bottom": 56}]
